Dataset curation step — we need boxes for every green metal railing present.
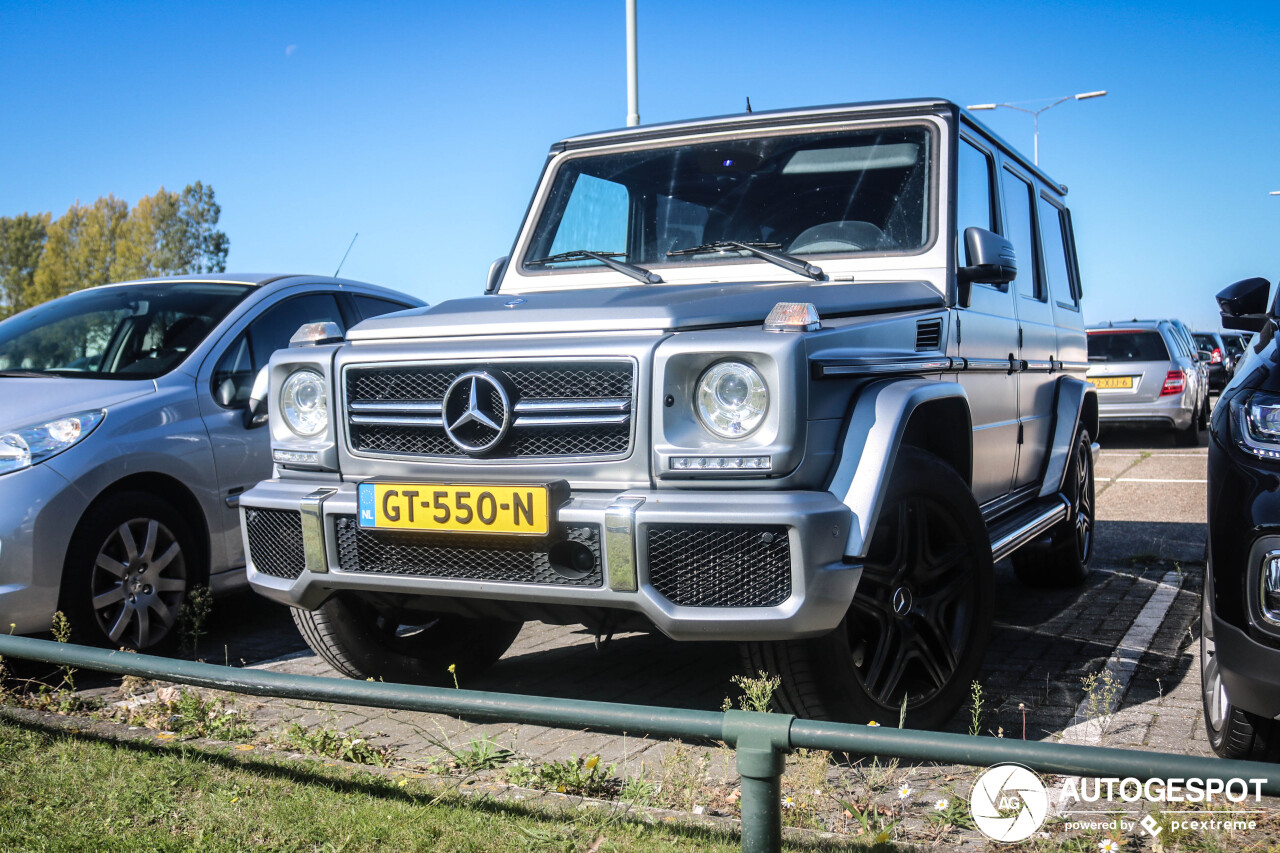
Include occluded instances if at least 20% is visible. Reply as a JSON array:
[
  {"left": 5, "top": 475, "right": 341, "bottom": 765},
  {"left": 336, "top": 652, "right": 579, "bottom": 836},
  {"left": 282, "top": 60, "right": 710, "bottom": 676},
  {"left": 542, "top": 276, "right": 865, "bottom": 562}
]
[{"left": 0, "top": 634, "right": 1275, "bottom": 853}]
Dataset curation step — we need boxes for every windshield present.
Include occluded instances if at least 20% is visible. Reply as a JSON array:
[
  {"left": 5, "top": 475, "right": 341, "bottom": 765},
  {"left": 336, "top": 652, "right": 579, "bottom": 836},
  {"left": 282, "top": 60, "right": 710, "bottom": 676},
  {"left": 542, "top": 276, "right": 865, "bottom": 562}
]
[
  {"left": 0, "top": 282, "right": 252, "bottom": 379},
  {"left": 522, "top": 123, "right": 933, "bottom": 276}
]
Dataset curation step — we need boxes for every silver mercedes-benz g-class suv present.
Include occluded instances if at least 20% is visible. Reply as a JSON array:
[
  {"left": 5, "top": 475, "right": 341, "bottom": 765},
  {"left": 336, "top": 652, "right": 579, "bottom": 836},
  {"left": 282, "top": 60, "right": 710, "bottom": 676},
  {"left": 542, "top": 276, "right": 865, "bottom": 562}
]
[{"left": 242, "top": 98, "right": 1097, "bottom": 728}]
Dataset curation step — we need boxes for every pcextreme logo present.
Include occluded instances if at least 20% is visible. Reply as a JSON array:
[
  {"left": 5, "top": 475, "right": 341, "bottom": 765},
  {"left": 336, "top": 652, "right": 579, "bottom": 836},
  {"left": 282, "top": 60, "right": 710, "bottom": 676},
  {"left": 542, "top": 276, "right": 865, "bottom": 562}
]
[{"left": 970, "top": 763, "right": 1050, "bottom": 842}]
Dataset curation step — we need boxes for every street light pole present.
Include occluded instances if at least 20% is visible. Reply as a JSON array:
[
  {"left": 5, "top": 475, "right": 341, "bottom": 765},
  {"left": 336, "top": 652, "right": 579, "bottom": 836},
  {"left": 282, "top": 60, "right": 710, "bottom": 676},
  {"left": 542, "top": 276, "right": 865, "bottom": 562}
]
[
  {"left": 625, "top": 0, "right": 640, "bottom": 127},
  {"left": 967, "top": 91, "right": 1107, "bottom": 166}
]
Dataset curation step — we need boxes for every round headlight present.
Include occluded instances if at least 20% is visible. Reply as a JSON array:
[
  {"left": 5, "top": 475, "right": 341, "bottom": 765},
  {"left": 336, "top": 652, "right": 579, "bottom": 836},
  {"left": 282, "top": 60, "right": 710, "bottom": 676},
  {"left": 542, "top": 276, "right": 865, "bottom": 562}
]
[
  {"left": 280, "top": 370, "right": 329, "bottom": 438},
  {"left": 696, "top": 361, "right": 768, "bottom": 438}
]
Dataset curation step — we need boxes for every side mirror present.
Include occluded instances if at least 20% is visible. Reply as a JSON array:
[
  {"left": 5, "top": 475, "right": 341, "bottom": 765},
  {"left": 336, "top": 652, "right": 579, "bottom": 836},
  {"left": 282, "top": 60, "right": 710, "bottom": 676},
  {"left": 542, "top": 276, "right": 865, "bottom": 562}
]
[
  {"left": 485, "top": 256, "right": 509, "bottom": 294},
  {"left": 1217, "top": 277, "right": 1272, "bottom": 332},
  {"left": 244, "top": 366, "right": 269, "bottom": 429},
  {"left": 957, "top": 228, "right": 1017, "bottom": 306},
  {"left": 1197, "top": 349, "right": 1213, "bottom": 363}
]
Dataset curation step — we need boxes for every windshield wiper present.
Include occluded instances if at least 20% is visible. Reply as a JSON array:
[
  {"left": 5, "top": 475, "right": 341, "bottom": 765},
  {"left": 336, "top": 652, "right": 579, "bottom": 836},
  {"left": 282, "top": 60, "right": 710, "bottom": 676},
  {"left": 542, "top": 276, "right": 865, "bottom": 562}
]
[
  {"left": 0, "top": 369, "right": 50, "bottom": 378},
  {"left": 667, "top": 241, "right": 825, "bottom": 281},
  {"left": 528, "top": 250, "right": 663, "bottom": 285}
]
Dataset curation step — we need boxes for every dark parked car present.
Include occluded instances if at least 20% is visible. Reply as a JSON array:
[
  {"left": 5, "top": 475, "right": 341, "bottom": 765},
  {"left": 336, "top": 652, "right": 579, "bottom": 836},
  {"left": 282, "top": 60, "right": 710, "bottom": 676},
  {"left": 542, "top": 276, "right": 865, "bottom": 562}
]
[
  {"left": 1193, "top": 331, "right": 1232, "bottom": 392},
  {"left": 1204, "top": 277, "right": 1280, "bottom": 759},
  {"left": 1222, "top": 332, "right": 1248, "bottom": 372}
]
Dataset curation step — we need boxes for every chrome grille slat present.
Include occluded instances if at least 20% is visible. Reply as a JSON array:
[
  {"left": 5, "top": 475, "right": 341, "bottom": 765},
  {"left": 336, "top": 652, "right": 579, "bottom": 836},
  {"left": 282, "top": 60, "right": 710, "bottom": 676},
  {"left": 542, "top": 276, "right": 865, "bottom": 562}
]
[{"left": 345, "top": 360, "right": 635, "bottom": 460}]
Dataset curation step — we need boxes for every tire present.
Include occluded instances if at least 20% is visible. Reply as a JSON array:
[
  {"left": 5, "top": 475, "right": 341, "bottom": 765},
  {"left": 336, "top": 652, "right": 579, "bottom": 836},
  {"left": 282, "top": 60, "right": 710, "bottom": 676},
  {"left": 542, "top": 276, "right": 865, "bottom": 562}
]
[
  {"left": 292, "top": 593, "right": 523, "bottom": 686},
  {"left": 59, "top": 491, "right": 201, "bottom": 650},
  {"left": 743, "top": 448, "right": 994, "bottom": 729},
  {"left": 1199, "top": 397, "right": 1211, "bottom": 430},
  {"left": 1200, "top": 591, "right": 1280, "bottom": 760},
  {"left": 1175, "top": 409, "right": 1201, "bottom": 447},
  {"left": 1012, "top": 428, "right": 1095, "bottom": 588}
]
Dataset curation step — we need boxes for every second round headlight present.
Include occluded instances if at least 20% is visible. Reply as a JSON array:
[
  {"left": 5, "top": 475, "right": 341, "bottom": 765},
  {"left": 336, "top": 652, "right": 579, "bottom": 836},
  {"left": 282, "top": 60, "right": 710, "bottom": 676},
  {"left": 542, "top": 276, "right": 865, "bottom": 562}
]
[
  {"left": 280, "top": 370, "right": 329, "bottom": 438},
  {"left": 696, "top": 361, "right": 768, "bottom": 438}
]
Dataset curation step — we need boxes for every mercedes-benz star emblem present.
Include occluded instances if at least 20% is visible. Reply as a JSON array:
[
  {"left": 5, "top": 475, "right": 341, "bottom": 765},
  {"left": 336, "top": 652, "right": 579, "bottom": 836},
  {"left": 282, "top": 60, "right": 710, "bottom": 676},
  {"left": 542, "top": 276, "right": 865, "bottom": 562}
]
[{"left": 442, "top": 371, "right": 511, "bottom": 454}]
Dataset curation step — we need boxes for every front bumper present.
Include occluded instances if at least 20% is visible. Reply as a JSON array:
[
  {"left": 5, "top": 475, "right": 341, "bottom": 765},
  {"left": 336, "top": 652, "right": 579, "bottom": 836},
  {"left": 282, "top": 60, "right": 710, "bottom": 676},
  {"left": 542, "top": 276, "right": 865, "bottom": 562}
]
[
  {"left": 1213, "top": 614, "right": 1280, "bottom": 718},
  {"left": 241, "top": 479, "right": 856, "bottom": 641},
  {"left": 0, "top": 463, "right": 86, "bottom": 635}
]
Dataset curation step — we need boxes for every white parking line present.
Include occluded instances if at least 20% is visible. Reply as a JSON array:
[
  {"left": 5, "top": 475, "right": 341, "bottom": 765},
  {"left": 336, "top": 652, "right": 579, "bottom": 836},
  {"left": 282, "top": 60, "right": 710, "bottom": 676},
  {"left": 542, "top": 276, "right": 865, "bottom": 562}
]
[
  {"left": 1060, "top": 570, "right": 1182, "bottom": 744},
  {"left": 1113, "top": 477, "right": 1207, "bottom": 484}
]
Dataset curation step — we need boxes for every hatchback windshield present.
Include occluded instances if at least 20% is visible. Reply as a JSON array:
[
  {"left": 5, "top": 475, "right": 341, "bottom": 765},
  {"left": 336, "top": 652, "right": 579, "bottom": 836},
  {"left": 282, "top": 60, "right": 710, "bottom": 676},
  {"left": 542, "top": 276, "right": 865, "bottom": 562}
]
[
  {"left": 1087, "top": 330, "right": 1170, "bottom": 363},
  {"left": 0, "top": 282, "right": 252, "bottom": 379},
  {"left": 523, "top": 124, "right": 932, "bottom": 274}
]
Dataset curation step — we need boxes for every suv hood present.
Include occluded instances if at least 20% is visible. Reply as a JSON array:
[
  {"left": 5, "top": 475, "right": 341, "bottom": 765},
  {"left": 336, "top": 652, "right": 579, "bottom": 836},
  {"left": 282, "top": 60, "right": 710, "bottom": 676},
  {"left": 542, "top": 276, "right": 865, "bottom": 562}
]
[
  {"left": 0, "top": 377, "right": 155, "bottom": 432},
  {"left": 347, "top": 280, "right": 946, "bottom": 340}
]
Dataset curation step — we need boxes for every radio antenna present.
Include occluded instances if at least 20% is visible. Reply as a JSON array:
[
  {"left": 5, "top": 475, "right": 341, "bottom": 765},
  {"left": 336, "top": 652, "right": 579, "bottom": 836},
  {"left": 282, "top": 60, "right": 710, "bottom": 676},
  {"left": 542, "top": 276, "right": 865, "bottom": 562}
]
[{"left": 334, "top": 232, "right": 359, "bottom": 277}]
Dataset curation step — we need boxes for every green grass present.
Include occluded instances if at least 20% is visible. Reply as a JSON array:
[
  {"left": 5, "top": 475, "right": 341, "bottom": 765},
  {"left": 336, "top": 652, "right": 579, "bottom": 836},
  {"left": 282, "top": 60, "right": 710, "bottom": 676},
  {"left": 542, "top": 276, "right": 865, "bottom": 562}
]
[{"left": 0, "top": 714, "right": 884, "bottom": 852}]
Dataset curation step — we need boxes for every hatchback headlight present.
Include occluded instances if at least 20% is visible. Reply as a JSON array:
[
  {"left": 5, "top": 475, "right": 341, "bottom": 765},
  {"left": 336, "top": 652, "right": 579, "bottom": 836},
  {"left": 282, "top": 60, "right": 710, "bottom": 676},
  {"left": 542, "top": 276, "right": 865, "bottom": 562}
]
[
  {"left": 696, "top": 361, "right": 768, "bottom": 438},
  {"left": 280, "top": 369, "right": 329, "bottom": 438},
  {"left": 1235, "top": 390, "right": 1280, "bottom": 459},
  {"left": 0, "top": 410, "right": 105, "bottom": 476}
]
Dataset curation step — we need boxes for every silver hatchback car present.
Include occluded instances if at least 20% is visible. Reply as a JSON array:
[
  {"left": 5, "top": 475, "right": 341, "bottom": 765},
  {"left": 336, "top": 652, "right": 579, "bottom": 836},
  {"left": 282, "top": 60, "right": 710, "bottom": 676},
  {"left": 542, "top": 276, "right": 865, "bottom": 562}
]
[
  {"left": 1086, "top": 320, "right": 1209, "bottom": 445},
  {"left": 0, "top": 274, "right": 423, "bottom": 648}
]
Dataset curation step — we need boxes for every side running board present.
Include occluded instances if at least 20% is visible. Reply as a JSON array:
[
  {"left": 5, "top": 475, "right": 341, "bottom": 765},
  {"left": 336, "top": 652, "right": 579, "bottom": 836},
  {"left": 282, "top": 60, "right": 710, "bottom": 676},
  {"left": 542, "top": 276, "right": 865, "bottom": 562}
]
[{"left": 988, "top": 494, "right": 1071, "bottom": 563}]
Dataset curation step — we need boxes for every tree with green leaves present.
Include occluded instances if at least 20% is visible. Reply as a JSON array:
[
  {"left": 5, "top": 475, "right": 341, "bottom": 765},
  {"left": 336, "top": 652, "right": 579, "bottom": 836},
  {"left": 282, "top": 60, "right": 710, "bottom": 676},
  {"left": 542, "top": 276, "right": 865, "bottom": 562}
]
[
  {"left": 115, "top": 181, "right": 229, "bottom": 280},
  {"left": 0, "top": 212, "right": 51, "bottom": 319},
  {"left": 31, "top": 195, "right": 129, "bottom": 306},
  {"left": 26, "top": 182, "right": 229, "bottom": 311}
]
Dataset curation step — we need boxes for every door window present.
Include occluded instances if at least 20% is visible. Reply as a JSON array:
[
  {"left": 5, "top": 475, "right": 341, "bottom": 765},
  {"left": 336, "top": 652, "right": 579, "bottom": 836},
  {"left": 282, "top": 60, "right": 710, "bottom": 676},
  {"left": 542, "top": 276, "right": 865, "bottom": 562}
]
[
  {"left": 1036, "top": 195, "right": 1077, "bottom": 307},
  {"left": 352, "top": 295, "right": 415, "bottom": 321},
  {"left": 957, "top": 139, "right": 996, "bottom": 238},
  {"left": 212, "top": 293, "right": 344, "bottom": 409},
  {"left": 1002, "top": 169, "right": 1044, "bottom": 301}
]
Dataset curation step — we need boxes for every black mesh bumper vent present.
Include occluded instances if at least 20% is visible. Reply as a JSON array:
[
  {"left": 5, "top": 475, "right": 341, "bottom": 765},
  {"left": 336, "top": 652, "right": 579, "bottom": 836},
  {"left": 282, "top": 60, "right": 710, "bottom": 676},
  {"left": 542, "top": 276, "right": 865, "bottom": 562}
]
[
  {"left": 646, "top": 524, "right": 792, "bottom": 608},
  {"left": 333, "top": 516, "right": 603, "bottom": 587},
  {"left": 245, "top": 508, "right": 306, "bottom": 580}
]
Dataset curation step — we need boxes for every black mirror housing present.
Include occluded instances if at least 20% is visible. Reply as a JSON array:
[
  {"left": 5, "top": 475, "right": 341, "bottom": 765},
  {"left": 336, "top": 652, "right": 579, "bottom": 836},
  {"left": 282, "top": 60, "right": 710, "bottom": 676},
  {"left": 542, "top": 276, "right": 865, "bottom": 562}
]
[
  {"left": 957, "top": 228, "right": 1017, "bottom": 305},
  {"left": 1218, "top": 277, "right": 1272, "bottom": 332}
]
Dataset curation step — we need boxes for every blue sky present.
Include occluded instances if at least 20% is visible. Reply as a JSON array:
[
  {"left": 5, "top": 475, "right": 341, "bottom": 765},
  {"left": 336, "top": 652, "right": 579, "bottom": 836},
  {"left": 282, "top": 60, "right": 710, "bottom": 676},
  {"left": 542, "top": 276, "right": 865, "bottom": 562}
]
[{"left": 3, "top": 1, "right": 1278, "bottom": 331}]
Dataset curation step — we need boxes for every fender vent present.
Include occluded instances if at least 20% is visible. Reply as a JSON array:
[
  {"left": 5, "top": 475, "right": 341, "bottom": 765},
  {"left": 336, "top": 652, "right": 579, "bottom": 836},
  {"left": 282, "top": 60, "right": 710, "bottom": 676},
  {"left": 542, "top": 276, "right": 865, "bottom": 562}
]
[{"left": 915, "top": 318, "right": 942, "bottom": 351}]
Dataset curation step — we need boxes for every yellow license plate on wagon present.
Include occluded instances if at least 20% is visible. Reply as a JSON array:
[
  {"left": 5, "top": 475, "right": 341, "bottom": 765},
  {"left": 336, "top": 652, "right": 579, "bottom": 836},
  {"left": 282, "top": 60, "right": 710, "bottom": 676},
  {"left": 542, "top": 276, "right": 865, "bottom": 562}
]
[
  {"left": 1089, "top": 376, "right": 1134, "bottom": 389},
  {"left": 357, "top": 483, "right": 550, "bottom": 535}
]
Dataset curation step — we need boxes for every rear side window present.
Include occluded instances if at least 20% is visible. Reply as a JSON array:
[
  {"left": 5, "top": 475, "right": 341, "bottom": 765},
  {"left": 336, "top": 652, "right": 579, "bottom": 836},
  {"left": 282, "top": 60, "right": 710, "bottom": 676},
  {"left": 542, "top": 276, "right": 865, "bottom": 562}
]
[
  {"left": 353, "top": 295, "right": 414, "bottom": 321},
  {"left": 1088, "top": 331, "right": 1170, "bottom": 363}
]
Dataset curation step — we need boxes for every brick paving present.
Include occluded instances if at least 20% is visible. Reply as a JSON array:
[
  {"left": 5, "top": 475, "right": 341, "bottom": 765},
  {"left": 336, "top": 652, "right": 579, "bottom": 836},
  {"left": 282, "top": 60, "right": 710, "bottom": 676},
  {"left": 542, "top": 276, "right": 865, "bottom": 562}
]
[{"left": 232, "top": 440, "right": 1213, "bottom": 773}]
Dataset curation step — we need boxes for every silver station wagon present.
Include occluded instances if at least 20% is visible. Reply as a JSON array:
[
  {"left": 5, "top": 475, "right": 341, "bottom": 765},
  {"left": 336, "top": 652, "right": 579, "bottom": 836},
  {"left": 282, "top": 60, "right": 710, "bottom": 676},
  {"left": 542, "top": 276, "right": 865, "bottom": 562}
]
[
  {"left": 0, "top": 274, "right": 422, "bottom": 648},
  {"left": 1086, "top": 320, "right": 1209, "bottom": 445}
]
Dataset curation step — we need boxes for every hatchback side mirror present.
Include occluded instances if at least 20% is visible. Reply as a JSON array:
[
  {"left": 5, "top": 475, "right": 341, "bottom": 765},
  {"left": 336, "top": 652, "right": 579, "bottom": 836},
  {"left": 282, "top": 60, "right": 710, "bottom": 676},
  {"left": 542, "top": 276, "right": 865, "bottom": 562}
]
[
  {"left": 1218, "top": 277, "right": 1272, "bottom": 332},
  {"left": 957, "top": 228, "right": 1017, "bottom": 307},
  {"left": 244, "top": 367, "right": 269, "bottom": 429}
]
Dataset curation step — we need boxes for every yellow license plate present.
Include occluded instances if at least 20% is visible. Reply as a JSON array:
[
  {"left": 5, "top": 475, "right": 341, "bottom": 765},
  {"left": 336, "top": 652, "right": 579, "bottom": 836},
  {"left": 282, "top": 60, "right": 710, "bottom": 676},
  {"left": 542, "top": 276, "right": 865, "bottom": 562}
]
[
  {"left": 357, "top": 483, "right": 550, "bottom": 535},
  {"left": 1090, "top": 376, "right": 1134, "bottom": 389}
]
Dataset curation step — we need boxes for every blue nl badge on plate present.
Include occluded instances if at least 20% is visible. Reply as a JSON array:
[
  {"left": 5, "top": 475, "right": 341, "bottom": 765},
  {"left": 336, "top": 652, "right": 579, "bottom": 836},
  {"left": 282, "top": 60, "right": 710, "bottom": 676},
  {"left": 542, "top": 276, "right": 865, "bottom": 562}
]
[{"left": 357, "top": 483, "right": 376, "bottom": 527}]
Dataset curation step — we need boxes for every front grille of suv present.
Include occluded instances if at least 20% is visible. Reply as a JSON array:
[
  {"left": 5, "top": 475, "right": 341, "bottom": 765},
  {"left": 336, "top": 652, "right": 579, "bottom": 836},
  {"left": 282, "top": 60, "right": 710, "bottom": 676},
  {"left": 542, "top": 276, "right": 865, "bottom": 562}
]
[
  {"left": 345, "top": 361, "right": 635, "bottom": 460},
  {"left": 245, "top": 508, "right": 306, "bottom": 579},
  {"left": 646, "top": 524, "right": 792, "bottom": 608},
  {"left": 333, "top": 516, "right": 603, "bottom": 587}
]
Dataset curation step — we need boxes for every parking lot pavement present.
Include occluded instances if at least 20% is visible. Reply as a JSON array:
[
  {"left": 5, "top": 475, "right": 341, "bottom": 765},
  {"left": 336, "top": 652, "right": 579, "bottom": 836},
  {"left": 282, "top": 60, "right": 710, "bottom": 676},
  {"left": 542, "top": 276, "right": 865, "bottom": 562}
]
[{"left": 210, "top": 427, "right": 1216, "bottom": 777}]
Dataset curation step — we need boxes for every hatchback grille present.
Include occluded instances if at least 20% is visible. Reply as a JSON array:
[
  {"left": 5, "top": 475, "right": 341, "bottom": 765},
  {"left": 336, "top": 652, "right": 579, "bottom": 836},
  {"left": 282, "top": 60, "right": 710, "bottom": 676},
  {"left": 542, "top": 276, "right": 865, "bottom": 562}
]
[
  {"left": 245, "top": 509, "right": 306, "bottom": 580},
  {"left": 346, "top": 361, "right": 635, "bottom": 460},
  {"left": 646, "top": 524, "right": 792, "bottom": 608},
  {"left": 333, "top": 516, "right": 603, "bottom": 587}
]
